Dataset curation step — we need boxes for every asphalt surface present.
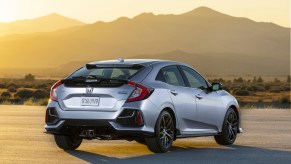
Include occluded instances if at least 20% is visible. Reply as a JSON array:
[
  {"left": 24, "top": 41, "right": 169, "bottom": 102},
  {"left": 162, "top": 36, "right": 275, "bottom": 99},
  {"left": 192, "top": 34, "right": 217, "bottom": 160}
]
[{"left": 0, "top": 106, "right": 290, "bottom": 164}]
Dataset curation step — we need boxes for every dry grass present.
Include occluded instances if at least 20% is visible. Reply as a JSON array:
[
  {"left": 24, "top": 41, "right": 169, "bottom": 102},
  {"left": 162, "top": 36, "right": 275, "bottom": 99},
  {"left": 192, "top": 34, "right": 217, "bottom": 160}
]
[
  {"left": 236, "top": 91, "right": 291, "bottom": 103},
  {"left": 23, "top": 98, "right": 48, "bottom": 106}
]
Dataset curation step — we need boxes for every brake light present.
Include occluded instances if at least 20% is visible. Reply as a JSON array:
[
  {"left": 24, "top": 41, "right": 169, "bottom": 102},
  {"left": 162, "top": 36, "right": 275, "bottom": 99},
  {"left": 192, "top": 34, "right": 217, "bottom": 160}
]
[
  {"left": 127, "top": 81, "right": 154, "bottom": 102},
  {"left": 50, "top": 80, "right": 62, "bottom": 101}
]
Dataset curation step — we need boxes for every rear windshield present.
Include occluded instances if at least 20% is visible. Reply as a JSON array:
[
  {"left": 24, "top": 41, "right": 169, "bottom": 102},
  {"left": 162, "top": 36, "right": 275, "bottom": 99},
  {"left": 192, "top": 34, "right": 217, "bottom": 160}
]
[{"left": 68, "top": 67, "right": 141, "bottom": 80}]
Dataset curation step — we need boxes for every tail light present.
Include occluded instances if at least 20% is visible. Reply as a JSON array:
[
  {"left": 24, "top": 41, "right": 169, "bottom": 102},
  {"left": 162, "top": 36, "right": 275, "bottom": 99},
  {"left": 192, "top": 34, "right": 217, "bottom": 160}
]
[
  {"left": 126, "top": 81, "right": 154, "bottom": 102},
  {"left": 50, "top": 80, "right": 62, "bottom": 101}
]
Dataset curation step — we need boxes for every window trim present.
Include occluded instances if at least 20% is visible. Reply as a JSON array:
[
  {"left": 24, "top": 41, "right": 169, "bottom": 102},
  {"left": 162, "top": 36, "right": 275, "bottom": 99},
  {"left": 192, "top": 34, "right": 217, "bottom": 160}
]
[
  {"left": 177, "top": 65, "right": 211, "bottom": 89},
  {"left": 155, "top": 65, "right": 187, "bottom": 87}
]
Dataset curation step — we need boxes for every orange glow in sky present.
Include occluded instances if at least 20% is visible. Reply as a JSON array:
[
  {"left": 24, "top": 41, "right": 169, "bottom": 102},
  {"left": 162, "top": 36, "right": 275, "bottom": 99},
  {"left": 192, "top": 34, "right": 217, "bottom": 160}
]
[{"left": 0, "top": 0, "right": 290, "bottom": 27}]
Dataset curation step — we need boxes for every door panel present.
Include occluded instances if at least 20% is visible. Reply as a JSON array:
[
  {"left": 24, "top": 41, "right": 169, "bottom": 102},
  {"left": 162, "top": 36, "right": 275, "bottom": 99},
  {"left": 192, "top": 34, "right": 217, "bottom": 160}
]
[
  {"left": 165, "top": 84, "right": 197, "bottom": 132},
  {"left": 179, "top": 65, "right": 223, "bottom": 132},
  {"left": 157, "top": 65, "right": 197, "bottom": 132},
  {"left": 194, "top": 90, "right": 223, "bottom": 131}
]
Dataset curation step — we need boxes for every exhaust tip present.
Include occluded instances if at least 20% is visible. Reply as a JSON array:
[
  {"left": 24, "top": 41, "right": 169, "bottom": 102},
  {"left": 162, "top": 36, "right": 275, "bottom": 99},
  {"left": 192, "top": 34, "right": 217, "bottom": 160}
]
[{"left": 79, "top": 129, "right": 95, "bottom": 138}]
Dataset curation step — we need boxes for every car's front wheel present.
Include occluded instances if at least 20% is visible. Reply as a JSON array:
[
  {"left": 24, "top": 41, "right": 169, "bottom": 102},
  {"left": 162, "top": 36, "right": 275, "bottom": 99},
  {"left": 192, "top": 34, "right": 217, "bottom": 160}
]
[
  {"left": 54, "top": 134, "right": 82, "bottom": 150},
  {"left": 145, "top": 111, "right": 175, "bottom": 153},
  {"left": 214, "top": 108, "right": 238, "bottom": 145}
]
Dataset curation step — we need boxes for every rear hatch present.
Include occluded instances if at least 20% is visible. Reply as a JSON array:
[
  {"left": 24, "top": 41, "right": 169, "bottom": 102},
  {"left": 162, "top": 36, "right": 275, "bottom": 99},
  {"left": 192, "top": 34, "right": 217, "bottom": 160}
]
[{"left": 57, "top": 64, "right": 142, "bottom": 111}]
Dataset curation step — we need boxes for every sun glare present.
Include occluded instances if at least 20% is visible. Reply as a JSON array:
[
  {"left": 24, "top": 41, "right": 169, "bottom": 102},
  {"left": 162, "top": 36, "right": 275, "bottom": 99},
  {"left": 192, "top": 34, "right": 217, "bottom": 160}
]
[{"left": 0, "top": 1, "right": 20, "bottom": 23}]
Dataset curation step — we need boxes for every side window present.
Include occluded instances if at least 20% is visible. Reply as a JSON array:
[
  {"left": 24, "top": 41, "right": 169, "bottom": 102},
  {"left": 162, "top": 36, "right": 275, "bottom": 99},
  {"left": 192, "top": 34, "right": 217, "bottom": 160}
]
[
  {"left": 180, "top": 66, "right": 208, "bottom": 89},
  {"left": 158, "top": 66, "right": 186, "bottom": 87}
]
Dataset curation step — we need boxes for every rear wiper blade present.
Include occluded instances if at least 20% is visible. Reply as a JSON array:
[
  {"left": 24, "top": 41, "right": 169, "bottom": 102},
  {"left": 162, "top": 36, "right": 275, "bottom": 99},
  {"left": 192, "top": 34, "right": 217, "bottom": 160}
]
[
  {"left": 71, "top": 76, "right": 86, "bottom": 79},
  {"left": 86, "top": 75, "right": 127, "bottom": 82},
  {"left": 70, "top": 75, "right": 127, "bottom": 83},
  {"left": 88, "top": 77, "right": 127, "bottom": 83}
]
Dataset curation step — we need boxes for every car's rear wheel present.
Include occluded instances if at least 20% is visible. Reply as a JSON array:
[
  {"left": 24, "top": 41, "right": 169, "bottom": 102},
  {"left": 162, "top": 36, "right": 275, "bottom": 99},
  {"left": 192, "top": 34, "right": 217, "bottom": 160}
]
[
  {"left": 145, "top": 111, "right": 175, "bottom": 153},
  {"left": 214, "top": 108, "right": 238, "bottom": 145},
  {"left": 54, "top": 134, "right": 82, "bottom": 150},
  {"left": 135, "top": 138, "right": 146, "bottom": 145}
]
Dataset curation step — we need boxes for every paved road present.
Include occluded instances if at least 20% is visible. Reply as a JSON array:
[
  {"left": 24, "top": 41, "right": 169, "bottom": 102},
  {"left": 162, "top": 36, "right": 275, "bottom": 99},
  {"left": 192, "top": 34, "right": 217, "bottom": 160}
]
[{"left": 0, "top": 106, "right": 291, "bottom": 164}]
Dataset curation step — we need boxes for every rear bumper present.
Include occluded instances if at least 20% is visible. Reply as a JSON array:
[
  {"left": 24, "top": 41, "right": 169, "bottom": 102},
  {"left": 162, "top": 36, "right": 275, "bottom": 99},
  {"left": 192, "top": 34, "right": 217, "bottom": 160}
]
[
  {"left": 45, "top": 118, "right": 154, "bottom": 137},
  {"left": 45, "top": 101, "right": 155, "bottom": 138}
]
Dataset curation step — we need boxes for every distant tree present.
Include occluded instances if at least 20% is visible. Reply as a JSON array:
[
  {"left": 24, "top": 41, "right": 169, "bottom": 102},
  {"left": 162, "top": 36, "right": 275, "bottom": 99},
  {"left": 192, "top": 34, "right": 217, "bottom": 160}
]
[
  {"left": 287, "top": 75, "right": 291, "bottom": 83},
  {"left": 257, "top": 76, "right": 263, "bottom": 83},
  {"left": 24, "top": 73, "right": 35, "bottom": 81},
  {"left": 252, "top": 77, "right": 257, "bottom": 83},
  {"left": 274, "top": 78, "right": 280, "bottom": 83},
  {"left": 234, "top": 77, "right": 244, "bottom": 83}
]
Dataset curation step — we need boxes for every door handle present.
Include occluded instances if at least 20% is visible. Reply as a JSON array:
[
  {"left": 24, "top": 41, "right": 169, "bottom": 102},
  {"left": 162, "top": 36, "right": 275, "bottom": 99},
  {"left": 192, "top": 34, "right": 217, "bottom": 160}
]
[
  {"left": 196, "top": 94, "right": 203, "bottom": 99},
  {"left": 170, "top": 90, "right": 178, "bottom": 95}
]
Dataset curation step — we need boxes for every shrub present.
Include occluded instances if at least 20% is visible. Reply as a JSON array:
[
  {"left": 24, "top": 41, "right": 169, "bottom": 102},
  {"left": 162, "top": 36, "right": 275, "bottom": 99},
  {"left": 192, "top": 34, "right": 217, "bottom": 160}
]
[
  {"left": 222, "top": 87, "right": 230, "bottom": 92},
  {"left": 264, "top": 85, "right": 271, "bottom": 91},
  {"left": 1, "top": 91, "right": 11, "bottom": 98},
  {"left": 8, "top": 86, "right": 17, "bottom": 92},
  {"left": 269, "top": 87, "right": 283, "bottom": 93},
  {"left": 280, "top": 97, "right": 290, "bottom": 103},
  {"left": 33, "top": 89, "right": 49, "bottom": 99},
  {"left": 15, "top": 89, "right": 34, "bottom": 99},
  {"left": 7, "top": 83, "right": 18, "bottom": 89},
  {"left": 246, "top": 86, "right": 254, "bottom": 91},
  {"left": 284, "top": 85, "right": 290, "bottom": 91},
  {"left": 250, "top": 85, "right": 266, "bottom": 92},
  {"left": 235, "top": 90, "right": 250, "bottom": 96},
  {"left": 0, "top": 83, "right": 5, "bottom": 88}
]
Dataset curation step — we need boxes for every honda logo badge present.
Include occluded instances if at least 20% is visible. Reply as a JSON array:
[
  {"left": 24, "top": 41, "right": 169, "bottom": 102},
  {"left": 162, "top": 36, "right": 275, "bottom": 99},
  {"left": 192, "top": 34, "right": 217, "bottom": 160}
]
[{"left": 86, "top": 87, "right": 94, "bottom": 94}]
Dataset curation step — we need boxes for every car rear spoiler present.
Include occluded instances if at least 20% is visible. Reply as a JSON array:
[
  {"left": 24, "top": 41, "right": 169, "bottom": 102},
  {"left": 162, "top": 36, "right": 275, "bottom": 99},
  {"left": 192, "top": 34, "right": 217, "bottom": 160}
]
[{"left": 86, "top": 63, "right": 144, "bottom": 69}]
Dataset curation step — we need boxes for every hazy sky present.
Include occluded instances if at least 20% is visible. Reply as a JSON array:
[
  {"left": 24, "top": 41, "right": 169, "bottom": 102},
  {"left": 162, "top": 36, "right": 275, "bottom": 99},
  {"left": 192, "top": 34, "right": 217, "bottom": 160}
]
[{"left": 0, "top": 0, "right": 290, "bottom": 27}]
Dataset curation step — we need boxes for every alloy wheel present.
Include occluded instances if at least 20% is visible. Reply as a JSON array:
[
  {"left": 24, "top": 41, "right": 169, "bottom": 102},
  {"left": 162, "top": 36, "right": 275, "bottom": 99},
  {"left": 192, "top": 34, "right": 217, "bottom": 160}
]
[
  {"left": 159, "top": 114, "right": 174, "bottom": 149},
  {"left": 226, "top": 111, "right": 238, "bottom": 141}
]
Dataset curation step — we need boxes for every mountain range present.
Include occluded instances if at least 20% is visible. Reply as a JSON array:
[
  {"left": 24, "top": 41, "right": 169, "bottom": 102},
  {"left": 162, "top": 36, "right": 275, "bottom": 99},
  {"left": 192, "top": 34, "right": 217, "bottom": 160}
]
[
  {"left": 0, "top": 13, "right": 84, "bottom": 37},
  {"left": 0, "top": 7, "right": 289, "bottom": 76}
]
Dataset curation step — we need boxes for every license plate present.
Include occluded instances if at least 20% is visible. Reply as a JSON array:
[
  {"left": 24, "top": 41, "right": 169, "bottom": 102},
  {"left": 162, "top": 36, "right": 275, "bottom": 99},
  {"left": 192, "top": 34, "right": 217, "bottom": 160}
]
[{"left": 80, "top": 97, "right": 100, "bottom": 106}]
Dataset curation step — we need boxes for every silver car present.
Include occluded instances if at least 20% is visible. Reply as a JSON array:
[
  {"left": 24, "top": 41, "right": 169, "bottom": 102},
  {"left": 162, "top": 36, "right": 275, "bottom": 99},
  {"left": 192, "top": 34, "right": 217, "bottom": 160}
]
[{"left": 45, "top": 59, "right": 242, "bottom": 153}]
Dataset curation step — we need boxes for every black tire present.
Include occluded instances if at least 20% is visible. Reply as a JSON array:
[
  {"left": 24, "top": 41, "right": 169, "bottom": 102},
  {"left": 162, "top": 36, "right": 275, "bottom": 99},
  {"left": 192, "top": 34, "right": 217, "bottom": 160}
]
[
  {"left": 135, "top": 138, "right": 146, "bottom": 145},
  {"left": 145, "top": 111, "right": 175, "bottom": 153},
  {"left": 214, "top": 108, "right": 238, "bottom": 145},
  {"left": 54, "top": 134, "right": 82, "bottom": 150}
]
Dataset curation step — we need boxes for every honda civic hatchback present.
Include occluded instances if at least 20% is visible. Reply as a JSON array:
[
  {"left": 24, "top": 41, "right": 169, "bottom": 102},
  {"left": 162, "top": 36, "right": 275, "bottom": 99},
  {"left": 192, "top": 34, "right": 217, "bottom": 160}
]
[{"left": 45, "top": 59, "right": 242, "bottom": 153}]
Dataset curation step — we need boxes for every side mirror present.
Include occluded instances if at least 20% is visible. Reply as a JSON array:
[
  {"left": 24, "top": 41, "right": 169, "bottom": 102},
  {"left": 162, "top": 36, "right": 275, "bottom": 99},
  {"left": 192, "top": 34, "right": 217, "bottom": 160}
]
[{"left": 211, "top": 82, "right": 222, "bottom": 91}]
